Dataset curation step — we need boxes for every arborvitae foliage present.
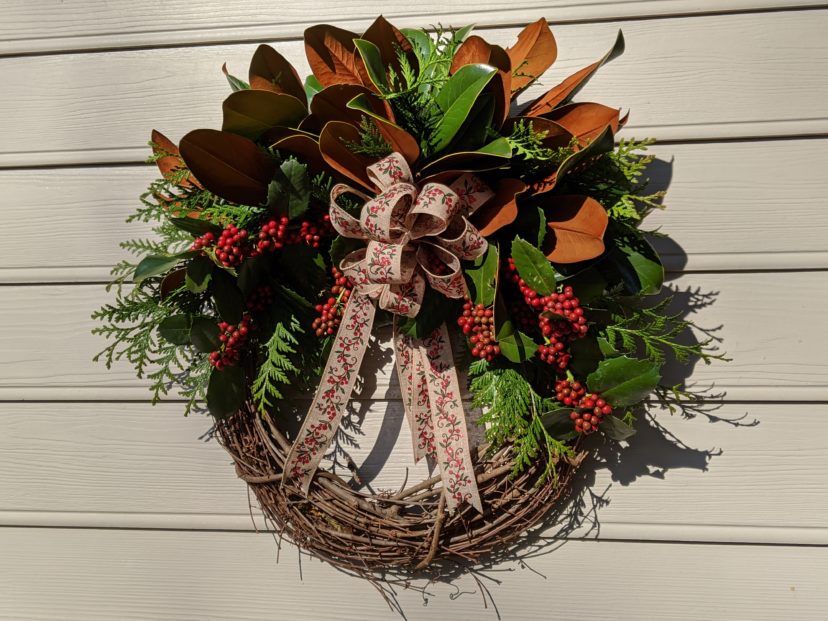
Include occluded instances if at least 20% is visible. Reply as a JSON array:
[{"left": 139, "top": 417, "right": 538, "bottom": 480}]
[
  {"left": 471, "top": 362, "right": 574, "bottom": 483},
  {"left": 507, "top": 119, "right": 574, "bottom": 178},
  {"left": 252, "top": 315, "right": 302, "bottom": 414},
  {"left": 344, "top": 116, "right": 394, "bottom": 158}
]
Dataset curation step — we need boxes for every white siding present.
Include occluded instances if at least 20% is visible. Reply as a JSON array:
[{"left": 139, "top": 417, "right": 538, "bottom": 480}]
[{"left": 0, "top": 2, "right": 826, "bottom": 619}]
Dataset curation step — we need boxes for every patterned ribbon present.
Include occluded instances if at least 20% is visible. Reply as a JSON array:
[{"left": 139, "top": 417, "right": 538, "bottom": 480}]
[{"left": 283, "top": 153, "right": 493, "bottom": 512}]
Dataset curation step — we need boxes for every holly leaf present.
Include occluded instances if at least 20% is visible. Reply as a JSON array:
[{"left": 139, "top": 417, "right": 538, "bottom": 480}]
[
  {"left": 602, "top": 414, "right": 637, "bottom": 441},
  {"left": 511, "top": 237, "right": 557, "bottom": 295},
  {"left": 541, "top": 408, "right": 575, "bottom": 438},
  {"left": 133, "top": 251, "right": 195, "bottom": 283},
  {"left": 496, "top": 320, "right": 538, "bottom": 363},
  {"left": 170, "top": 216, "right": 221, "bottom": 237},
  {"left": 158, "top": 314, "right": 193, "bottom": 345},
  {"left": 190, "top": 316, "right": 221, "bottom": 353},
  {"left": 606, "top": 230, "right": 664, "bottom": 296},
  {"left": 268, "top": 159, "right": 310, "bottom": 220},
  {"left": 329, "top": 235, "right": 364, "bottom": 267},
  {"left": 207, "top": 365, "right": 246, "bottom": 418},
  {"left": 586, "top": 356, "right": 661, "bottom": 407},
  {"left": 210, "top": 269, "right": 244, "bottom": 324},
  {"left": 464, "top": 244, "right": 498, "bottom": 306},
  {"left": 185, "top": 254, "right": 213, "bottom": 293}
]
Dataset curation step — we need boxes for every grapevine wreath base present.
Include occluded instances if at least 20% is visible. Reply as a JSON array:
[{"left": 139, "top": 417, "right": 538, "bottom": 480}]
[{"left": 218, "top": 402, "right": 583, "bottom": 572}]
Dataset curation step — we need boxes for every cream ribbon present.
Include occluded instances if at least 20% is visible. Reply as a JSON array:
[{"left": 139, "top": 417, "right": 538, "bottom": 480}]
[{"left": 283, "top": 153, "right": 493, "bottom": 512}]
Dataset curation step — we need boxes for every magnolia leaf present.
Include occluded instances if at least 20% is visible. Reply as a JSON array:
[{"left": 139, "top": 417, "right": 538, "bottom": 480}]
[
  {"left": 158, "top": 314, "right": 193, "bottom": 345},
  {"left": 179, "top": 129, "right": 275, "bottom": 205},
  {"left": 210, "top": 269, "right": 244, "bottom": 324},
  {"left": 266, "top": 128, "right": 326, "bottom": 174},
  {"left": 472, "top": 177, "right": 526, "bottom": 236},
  {"left": 353, "top": 39, "right": 388, "bottom": 93},
  {"left": 222, "top": 90, "right": 307, "bottom": 139},
  {"left": 523, "top": 30, "right": 625, "bottom": 117},
  {"left": 450, "top": 36, "right": 512, "bottom": 127},
  {"left": 319, "top": 121, "right": 375, "bottom": 191},
  {"left": 529, "top": 123, "right": 612, "bottom": 196},
  {"left": 346, "top": 93, "right": 420, "bottom": 162},
  {"left": 248, "top": 44, "right": 306, "bottom": 103},
  {"left": 543, "top": 195, "right": 609, "bottom": 264},
  {"left": 432, "top": 64, "right": 497, "bottom": 153},
  {"left": 420, "top": 137, "right": 512, "bottom": 178},
  {"left": 304, "top": 74, "right": 324, "bottom": 103},
  {"left": 361, "top": 16, "right": 417, "bottom": 86},
  {"left": 400, "top": 27, "right": 432, "bottom": 64},
  {"left": 506, "top": 18, "right": 557, "bottom": 95},
  {"left": 207, "top": 365, "right": 246, "bottom": 418},
  {"left": 602, "top": 414, "right": 637, "bottom": 441},
  {"left": 133, "top": 251, "right": 194, "bottom": 283},
  {"left": 464, "top": 244, "right": 499, "bottom": 306},
  {"left": 496, "top": 321, "right": 538, "bottom": 363},
  {"left": 511, "top": 237, "right": 557, "bottom": 295},
  {"left": 190, "top": 316, "right": 221, "bottom": 353},
  {"left": 268, "top": 159, "right": 311, "bottom": 220},
  {"left": 304, "top": 24, "right": 364, "bottom": 87},
  {"left": 186, "top": 255, "right": 213, "bottom": 293},
  {"left": 543, "top": 102, "right": 623, "bottom": 144},
  {"left": 221, "top": 63, "right": 250, "bottom": 92},
  {"left": 586, "top": 356, "right": 661, "bottom": 407}
]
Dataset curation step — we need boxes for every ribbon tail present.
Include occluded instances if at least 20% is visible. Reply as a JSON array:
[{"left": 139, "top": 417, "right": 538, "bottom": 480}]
[
  {"left": 393, "top": 321, "right": 435, "bottom": 462},
  {"left": 417, "top": 323, "right": 483, "bottom": 513},
  {"left": 283, "top": 291, "right": 377, "bottom": 495}
]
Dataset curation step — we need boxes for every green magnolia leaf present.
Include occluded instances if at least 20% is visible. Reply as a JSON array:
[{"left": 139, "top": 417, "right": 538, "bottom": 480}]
[
  {"left": 420, "top": 137, "right": 512, "bottom": 176},
  {"left": 185, "top": 254, "right": 213, "bottom": 293},
  {"left": 222, "top": 63, "right": 250, "bottom": 92},
  {"left": 210, "top": 269, "right": 244, "bottom": 324},
  {"left": 496, "top": 320, "right": 538, "bottom": 363},
  {"left": 464, "top": 244, "right": 498, "bottom": 306},
  {"left": 450, "top": 92, "right": 495, "bottom": 152},
  {"left": 268, "top": 159, "right": 310, "bottom": 220},
  {"left": 190, "top": 316, "right": 221, "bottom": 353},
  {"left": 586, "top": 356, "right": 661, "bottom": 407},
  {"left": 133, "top": 251, "right": 194, "bottom": 283},
  {"left": 158, "top": 314, "right": 193, "bottom": 345},
  {"left": 170, "top": 216, "right": 221, "bottom": 237},
  {"left": 353, "top": 39, "right": 389, "bottom": 93},
  {"left": 304, "top": 75, "right": 324, "bottom": 103},
  {"left": 602, "top": 414, "right": 637, "bottom": 441},
  {"left": 555, "top": 124, "right": 615, "bottom": 185},
  {"left": 511, "top": 237, "right": 557, "bottom": 295},
  {"left": 432, "top": 64, "right": 497, "bottom": 153},
  {"left": 207, "top": 365, "right": 246, "bottom": 418},
  {"left": 400, "top": 28, "right": 433, "bottom": 64}
]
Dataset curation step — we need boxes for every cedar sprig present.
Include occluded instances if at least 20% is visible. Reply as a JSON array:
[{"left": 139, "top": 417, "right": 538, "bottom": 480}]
[{"left": 251, "top": 314, "right": 303, "bottom": 414}]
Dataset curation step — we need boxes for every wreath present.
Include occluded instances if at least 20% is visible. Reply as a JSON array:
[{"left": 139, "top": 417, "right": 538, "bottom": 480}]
[{"left": 94, "top": 16, "right": 723, "bottom": 575}]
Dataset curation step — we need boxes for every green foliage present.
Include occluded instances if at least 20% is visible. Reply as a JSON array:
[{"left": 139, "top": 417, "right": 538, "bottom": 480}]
[
  {"left": 343, "top": 116, "right": 393, "bottom": 158},
  {"left": 472, "top": 365, "right": 574, "bottom": 483},
  {"left": 564, "top": 138, "right": 665, "bottom": 222},
  {"left": 602, "top": 297, "right": 729, "bottom": 366},
  {"left": 251, "top": 314, "right": 303, "bottom": 413},
  {"left": 506, "top": 120, "right": 572, "bottom": 177}
]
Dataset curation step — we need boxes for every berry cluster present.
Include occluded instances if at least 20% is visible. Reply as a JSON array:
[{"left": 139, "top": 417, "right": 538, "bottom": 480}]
[
  {"left": 208, "top": 315, "right": 251, "bottom": 370},
  {"left": 191, "top": 231, "right": 215, "bottom": 251},
  {"left": 555, "top": 379, "right": 614, "bottom": 434},
  {"left": 245, "top": 284, "right": 274, "bottom": 313},
  {"left": 215, "top": 224, "right": 250, "bottom": 267},
  {"left": 256, "top": 215, "right": 334, "bottom": 253},
  {"left": 507, "top": 259, "right": 588, "bottom": 370},
  {"left": 311, "top": 267, "right": 352, "bottom": 337},
  {"left": 457, "top": 299, "right": 500, "bottom": 361}
]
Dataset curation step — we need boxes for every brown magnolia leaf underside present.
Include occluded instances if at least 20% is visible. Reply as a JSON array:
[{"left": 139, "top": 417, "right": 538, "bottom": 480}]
[
  {"left": 222, "top": 90, "right": 307, "bottom": 139},
  {"left": 304, "top": 25, "right": 365, "bottom": 87},
  {"left": 523, "top": 29, "right": 625, "bottom": 117},
  {"left": 543, "top": 101, "right": 622, "bottom": 144},
  {"left": 472, "top": 178, "right": 528, "bottom": 236},
  {"left": 264, "top": 127, "right": 327, "bottom": 174},
  {"left": 506, "top": 18, "right": 557, "bottom": 95},
  {"left": 450, "top": 36, "right": 512, "bottom": 127},
  {"left": 543, "top": 195, "right": 608, "bottom": 263},
  {"left": 179, "top": 129, "right": 275, "bottom": 206},
  {"left": 151, "top": 129, "right": 201, "bottom": 188},
  {"left": 319, "top": 121, "right": 376, "bottom": 191},
  {"left": 360, "top": 16, "right": 417, "bottom": 86},
  {"left": 248, "top": 44, "right": 307, "bottom": 103}
]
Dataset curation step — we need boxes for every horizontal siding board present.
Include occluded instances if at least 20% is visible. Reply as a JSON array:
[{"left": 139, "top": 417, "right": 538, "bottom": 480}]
[
  {"left": 2, "top": 138, "right": 826, "bottom": 282},
  {"left": 0, "top": 272, "right": 825, "bottom": 399},
  {"left": 2, "top": 528, "right": 827, "bottom": 620},
  {"left": 3, "top": 10, "right": 828, "bottom": 167},
  {"left": 1, "top": 402, "right": 827, "bottom": 544},
  {"left": 2, "top": 1, "right": 825, "bottom": 55}
]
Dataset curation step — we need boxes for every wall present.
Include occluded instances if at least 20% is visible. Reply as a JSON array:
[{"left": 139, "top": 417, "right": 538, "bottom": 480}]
[{"left": 1, "top": 1, "right": 827, "bottom": 619}]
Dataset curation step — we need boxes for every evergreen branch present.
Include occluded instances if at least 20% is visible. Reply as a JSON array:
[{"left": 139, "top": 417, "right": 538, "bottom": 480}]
[{"left": 251, "top": 314, "right": 303, "bottom": 413}]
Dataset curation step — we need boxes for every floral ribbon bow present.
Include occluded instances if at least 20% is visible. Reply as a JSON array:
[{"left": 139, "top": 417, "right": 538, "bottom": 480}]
[{"left": 283, "top": 153, "right": 493, "bottom": 512}]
